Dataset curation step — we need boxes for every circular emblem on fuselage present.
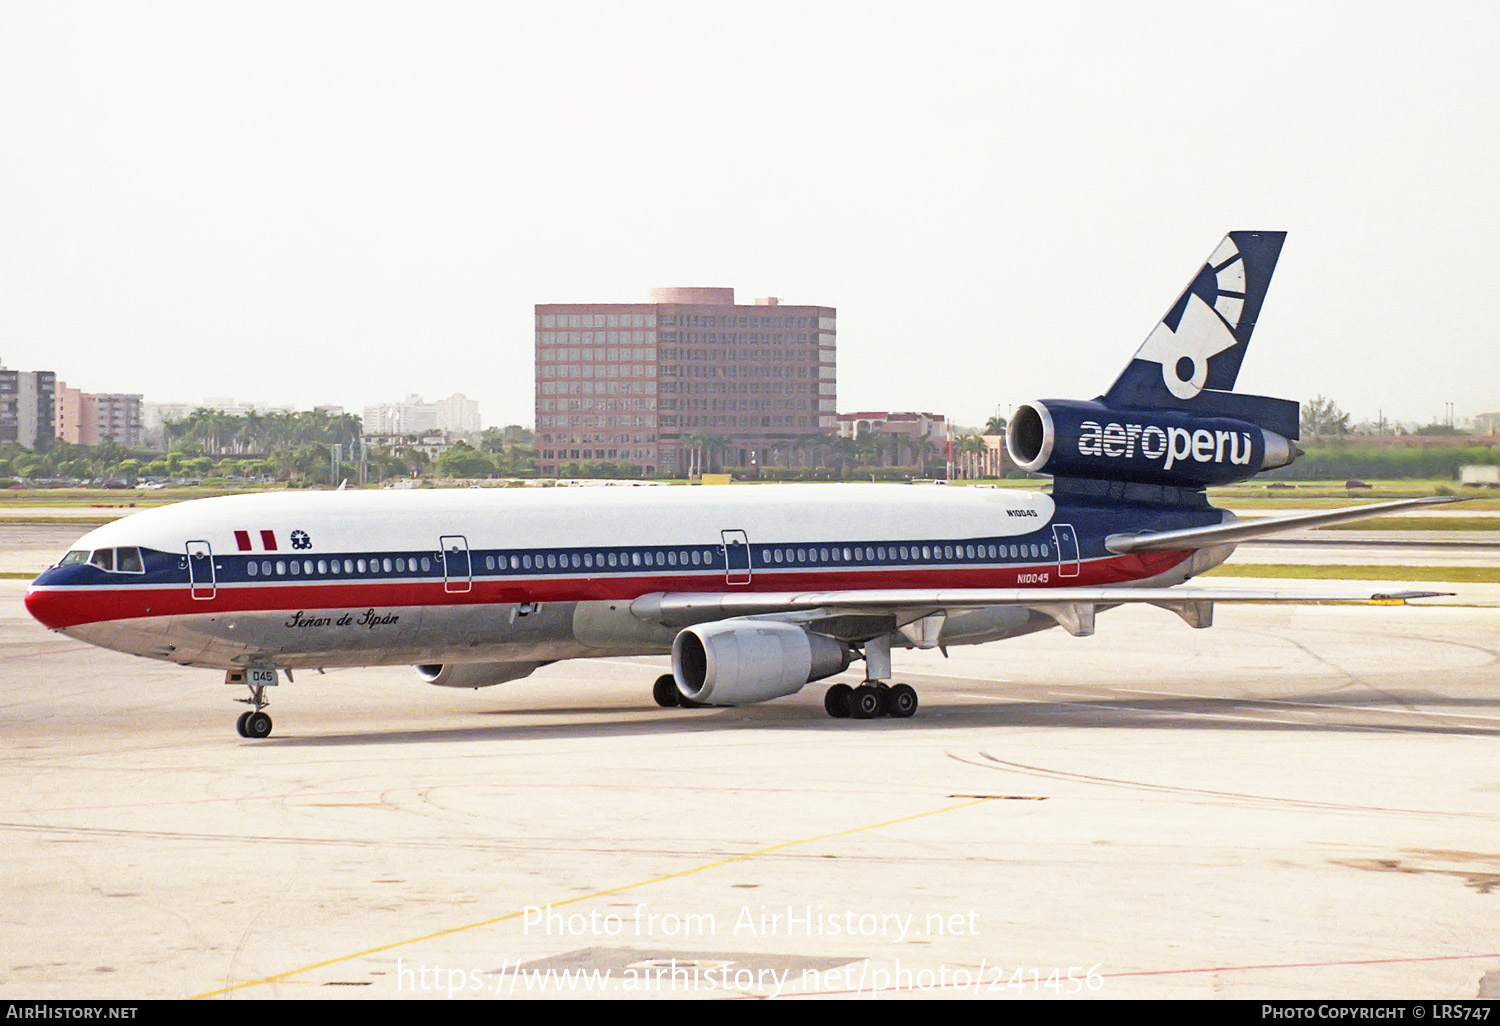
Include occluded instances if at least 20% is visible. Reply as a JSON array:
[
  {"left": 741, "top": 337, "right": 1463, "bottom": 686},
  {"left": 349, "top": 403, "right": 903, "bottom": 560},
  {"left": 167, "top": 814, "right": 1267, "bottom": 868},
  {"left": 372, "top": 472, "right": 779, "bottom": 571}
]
[{"left": 290, "top": 530, "right": 312, "bottom": 550}]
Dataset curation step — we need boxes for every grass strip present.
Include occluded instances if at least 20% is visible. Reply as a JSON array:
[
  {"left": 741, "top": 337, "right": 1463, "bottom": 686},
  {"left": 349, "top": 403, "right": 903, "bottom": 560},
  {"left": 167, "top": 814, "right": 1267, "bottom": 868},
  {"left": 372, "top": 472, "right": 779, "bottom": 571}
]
[{"left": 1204, "top": 564, "right": 1500, "bottom": 583}]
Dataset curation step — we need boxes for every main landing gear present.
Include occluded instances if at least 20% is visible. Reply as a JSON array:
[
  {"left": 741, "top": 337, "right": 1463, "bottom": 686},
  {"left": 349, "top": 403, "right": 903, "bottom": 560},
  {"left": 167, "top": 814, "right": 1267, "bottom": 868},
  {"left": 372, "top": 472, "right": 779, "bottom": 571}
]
[
  {"left": 652, "top": 673, "right": 704, "bottom": 709},
  {"left": 823, "top": 682, "right": 918, "bottom": 720},
  {"left": 823, "top": 634, "right": 920, "bottom": 720}
]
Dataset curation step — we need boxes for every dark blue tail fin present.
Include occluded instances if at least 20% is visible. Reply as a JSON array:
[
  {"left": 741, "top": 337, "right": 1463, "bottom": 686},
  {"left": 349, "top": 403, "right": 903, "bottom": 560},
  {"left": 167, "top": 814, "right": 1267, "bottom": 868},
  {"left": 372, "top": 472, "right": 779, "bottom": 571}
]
[{"left": 1101, "top": 231, "right": 1298, "bottom": 438}]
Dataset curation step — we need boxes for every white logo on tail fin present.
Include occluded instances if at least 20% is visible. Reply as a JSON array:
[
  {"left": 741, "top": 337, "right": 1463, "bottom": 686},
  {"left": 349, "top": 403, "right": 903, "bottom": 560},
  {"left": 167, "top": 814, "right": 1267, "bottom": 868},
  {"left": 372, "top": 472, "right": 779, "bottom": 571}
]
[{"left": 1134, "top": 237, "right": 1246, "bottom": 400}]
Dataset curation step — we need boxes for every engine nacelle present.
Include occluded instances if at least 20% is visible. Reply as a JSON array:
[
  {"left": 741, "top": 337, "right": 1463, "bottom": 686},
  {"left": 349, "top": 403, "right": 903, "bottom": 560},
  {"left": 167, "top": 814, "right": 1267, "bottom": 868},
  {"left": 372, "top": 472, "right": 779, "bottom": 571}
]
[
  {"left": 672, "top": 621, "right": 852, "bottom": 706},
  {"left": 416, "top": 662, "right": 541, "bottom": 689},
  {"left": 1006, "top": 399, "right": 1298, "bottom": 488}
]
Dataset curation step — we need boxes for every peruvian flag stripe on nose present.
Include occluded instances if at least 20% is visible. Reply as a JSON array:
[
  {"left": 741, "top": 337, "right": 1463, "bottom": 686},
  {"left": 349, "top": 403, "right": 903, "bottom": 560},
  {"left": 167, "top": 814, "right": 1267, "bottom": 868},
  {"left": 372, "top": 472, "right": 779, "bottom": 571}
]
[
  {"left": 233, "top": 530, "right": 279, "bottom": 551},
  {"left": 260, "top": 530, "right": 278, "bottom": 551},
  {"left": 234, "top": 530, "right": 251, "bottom": 551}
]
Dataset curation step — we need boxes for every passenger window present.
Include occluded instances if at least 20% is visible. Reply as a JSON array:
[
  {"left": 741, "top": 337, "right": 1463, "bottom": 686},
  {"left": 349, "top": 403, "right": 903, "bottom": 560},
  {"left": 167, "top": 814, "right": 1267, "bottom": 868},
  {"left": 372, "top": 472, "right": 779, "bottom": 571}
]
[
  {"left": 290, "top": 561, "right": 301, "bottom": 575},
  {"left": 262, "top": 560, "right": 272, "bottom": 575},
  {"left": 247, "top": 562, "right": 258, "bottom": 577},
  {"left": 360, "top": 559, "right": 369, "bottom": 573},
  {"left": 420, "top": 558, "right": 430, "bottom": 572},
  {"left": 275, "top": 560, "right": 286, "bottom": 575},
  {"left": 304, "top": 560, "right": 314, "bottom": 574}
]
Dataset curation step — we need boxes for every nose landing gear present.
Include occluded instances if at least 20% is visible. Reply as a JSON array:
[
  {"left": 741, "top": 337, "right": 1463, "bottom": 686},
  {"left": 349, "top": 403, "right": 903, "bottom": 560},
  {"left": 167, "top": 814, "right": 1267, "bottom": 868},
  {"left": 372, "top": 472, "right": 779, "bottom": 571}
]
[{"left": 227, "top": 668, "right": 279, "bottom": 738}]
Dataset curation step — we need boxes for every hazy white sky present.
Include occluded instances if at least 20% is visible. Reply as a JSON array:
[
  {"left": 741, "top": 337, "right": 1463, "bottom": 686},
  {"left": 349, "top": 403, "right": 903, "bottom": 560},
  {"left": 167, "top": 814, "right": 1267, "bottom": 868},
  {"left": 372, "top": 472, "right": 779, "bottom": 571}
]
[{"left": 2, "top": 1, "right": 1496, "bottom": 429}]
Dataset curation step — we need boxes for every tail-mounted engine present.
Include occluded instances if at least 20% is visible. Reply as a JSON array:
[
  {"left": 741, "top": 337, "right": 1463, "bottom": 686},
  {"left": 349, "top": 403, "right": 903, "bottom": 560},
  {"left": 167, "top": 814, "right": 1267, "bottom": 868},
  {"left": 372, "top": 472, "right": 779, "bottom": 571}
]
[{"left": 1006, "top": 399, "right": 1299, "bottom": 489}]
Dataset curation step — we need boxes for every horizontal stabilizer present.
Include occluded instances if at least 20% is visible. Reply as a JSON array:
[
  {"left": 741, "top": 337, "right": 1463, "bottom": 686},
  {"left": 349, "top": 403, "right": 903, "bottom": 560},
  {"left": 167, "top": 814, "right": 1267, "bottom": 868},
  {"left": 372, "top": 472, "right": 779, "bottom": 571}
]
[{"left": 1105, "top": 495, "right": 1465, "bottom": 554}]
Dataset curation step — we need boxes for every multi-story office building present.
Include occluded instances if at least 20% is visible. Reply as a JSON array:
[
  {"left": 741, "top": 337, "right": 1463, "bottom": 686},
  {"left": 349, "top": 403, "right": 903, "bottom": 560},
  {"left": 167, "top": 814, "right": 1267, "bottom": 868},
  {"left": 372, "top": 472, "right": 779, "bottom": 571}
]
[
  {"left": 535, "top": 287, "right": 836, "bottom": 476},
  {"left": 54, "top": 383, "right": 144, "bottom": 447},
  {"left": 0, "top": 364, "right": 57, "bottom": 451},
  {"left": 362, "top": 394, "right": 481, "bottom": 438}
]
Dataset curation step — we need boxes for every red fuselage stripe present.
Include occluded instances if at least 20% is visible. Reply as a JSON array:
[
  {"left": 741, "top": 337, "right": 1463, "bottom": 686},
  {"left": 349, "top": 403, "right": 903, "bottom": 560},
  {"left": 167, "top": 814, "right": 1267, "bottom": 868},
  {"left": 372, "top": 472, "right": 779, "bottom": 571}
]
[{"left": 24, "top": 551, "right": 1187, "bottom": 630}]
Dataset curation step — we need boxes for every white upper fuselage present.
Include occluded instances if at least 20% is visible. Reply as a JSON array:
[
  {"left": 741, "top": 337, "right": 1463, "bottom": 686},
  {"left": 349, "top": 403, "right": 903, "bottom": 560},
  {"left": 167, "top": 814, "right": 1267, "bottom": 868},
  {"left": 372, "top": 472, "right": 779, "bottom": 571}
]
[{"left": 24, "top": 484, "right": 1198, "bottom": 671}]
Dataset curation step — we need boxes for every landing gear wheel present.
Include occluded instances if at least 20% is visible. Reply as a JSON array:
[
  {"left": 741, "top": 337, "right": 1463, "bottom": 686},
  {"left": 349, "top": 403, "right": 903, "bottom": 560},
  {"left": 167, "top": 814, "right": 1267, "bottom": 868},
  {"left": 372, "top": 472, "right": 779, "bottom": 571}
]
[
  {"left": 887, "top": 684, "right": 918, "bottom": 719},
  {"left": 849, "top": 684, "right": 887, "bottom": 720},
  {"left": 244, "top": 712, "right": 273, "bottom": 739},
  {"left": 236, "top": 711, "right": 251, "bottom": 737},
  {"left": 824, "top": 683, "right": 853, "bottom": 718},
  {"left": 653, "top": 674, "right": 680, "bottom": 708}
]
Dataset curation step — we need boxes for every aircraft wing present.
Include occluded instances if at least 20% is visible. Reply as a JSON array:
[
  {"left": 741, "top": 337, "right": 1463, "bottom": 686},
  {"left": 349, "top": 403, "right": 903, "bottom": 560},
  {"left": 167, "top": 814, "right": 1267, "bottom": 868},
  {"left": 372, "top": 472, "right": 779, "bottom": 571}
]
[
  {"left": 1105, "top": 495, "right": 1464, "bottom": 554},
  {"left": 630, "top": 584, "right": 1450, "bottom": 640}
]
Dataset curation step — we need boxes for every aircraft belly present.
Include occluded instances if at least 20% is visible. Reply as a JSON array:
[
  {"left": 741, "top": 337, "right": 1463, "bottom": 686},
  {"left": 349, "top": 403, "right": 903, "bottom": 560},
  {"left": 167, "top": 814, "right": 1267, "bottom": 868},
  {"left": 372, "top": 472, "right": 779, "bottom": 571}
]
[
  {"left": 161, "top": 601, "right": 596, "bottom": 670},
  {"left": 572, "top": 600, "right": 677, "bottom": 656},
  {"left": 63, "top": 616, "right": 179, "bottom": 663}
]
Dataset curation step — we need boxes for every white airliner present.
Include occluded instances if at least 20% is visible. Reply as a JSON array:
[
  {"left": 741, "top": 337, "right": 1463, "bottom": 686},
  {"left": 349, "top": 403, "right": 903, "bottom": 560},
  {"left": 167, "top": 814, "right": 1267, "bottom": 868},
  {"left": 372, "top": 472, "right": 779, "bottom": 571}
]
[{"left": 25, "top": 232, "right": 1454, "bottom": 737}]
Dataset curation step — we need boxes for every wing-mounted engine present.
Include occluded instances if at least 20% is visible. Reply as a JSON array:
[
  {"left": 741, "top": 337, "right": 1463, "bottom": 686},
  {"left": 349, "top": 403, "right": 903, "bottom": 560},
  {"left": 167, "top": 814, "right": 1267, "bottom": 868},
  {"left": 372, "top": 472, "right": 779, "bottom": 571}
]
[
  {"left": 672, "top": 620, "right": 852, "bottom": 706},
  {"left": 416, "top": 662, "right": 542, "bottom": 689},
  {"left": 1006, "top": 399, "right": 1299, "bottom": 489}
]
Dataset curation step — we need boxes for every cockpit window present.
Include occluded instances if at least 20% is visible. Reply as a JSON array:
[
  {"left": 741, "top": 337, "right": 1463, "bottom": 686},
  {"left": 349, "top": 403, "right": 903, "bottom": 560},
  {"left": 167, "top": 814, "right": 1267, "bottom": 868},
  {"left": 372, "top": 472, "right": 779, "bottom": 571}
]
[{"left": 71, "top": 547, "right": 145, "bottom": 574}]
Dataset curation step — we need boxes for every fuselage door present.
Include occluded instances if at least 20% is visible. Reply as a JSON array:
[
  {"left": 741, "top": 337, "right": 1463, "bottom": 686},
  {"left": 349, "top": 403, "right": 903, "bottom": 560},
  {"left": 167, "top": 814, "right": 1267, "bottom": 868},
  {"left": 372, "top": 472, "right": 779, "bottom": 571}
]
[
  {"left": 1052, "top": 523, "right": 1080, "bottom": 578},
  {"left": 441, "top": 535, "right": 472, "bottom": 594},
  {"left": 722, "top": 529, "right": 751, "bottom": 586},
  {"left": 186, "top": 540, "right": 216, "bottom": 599}
]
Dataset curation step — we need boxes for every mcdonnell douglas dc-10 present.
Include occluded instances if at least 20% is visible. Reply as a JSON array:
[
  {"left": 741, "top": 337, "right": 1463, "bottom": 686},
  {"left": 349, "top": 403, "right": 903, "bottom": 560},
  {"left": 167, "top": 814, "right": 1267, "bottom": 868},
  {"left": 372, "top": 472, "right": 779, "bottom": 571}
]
[{"left": 25, "top": 232, "right": 1454, "bottom": 737}]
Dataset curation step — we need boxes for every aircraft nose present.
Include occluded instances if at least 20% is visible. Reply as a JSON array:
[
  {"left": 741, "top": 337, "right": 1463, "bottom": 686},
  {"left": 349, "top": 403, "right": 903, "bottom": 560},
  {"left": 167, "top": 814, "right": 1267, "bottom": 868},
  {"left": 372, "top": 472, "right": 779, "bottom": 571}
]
[{"left": 24, "top": 578, "right": 69, "bottom": 630}]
